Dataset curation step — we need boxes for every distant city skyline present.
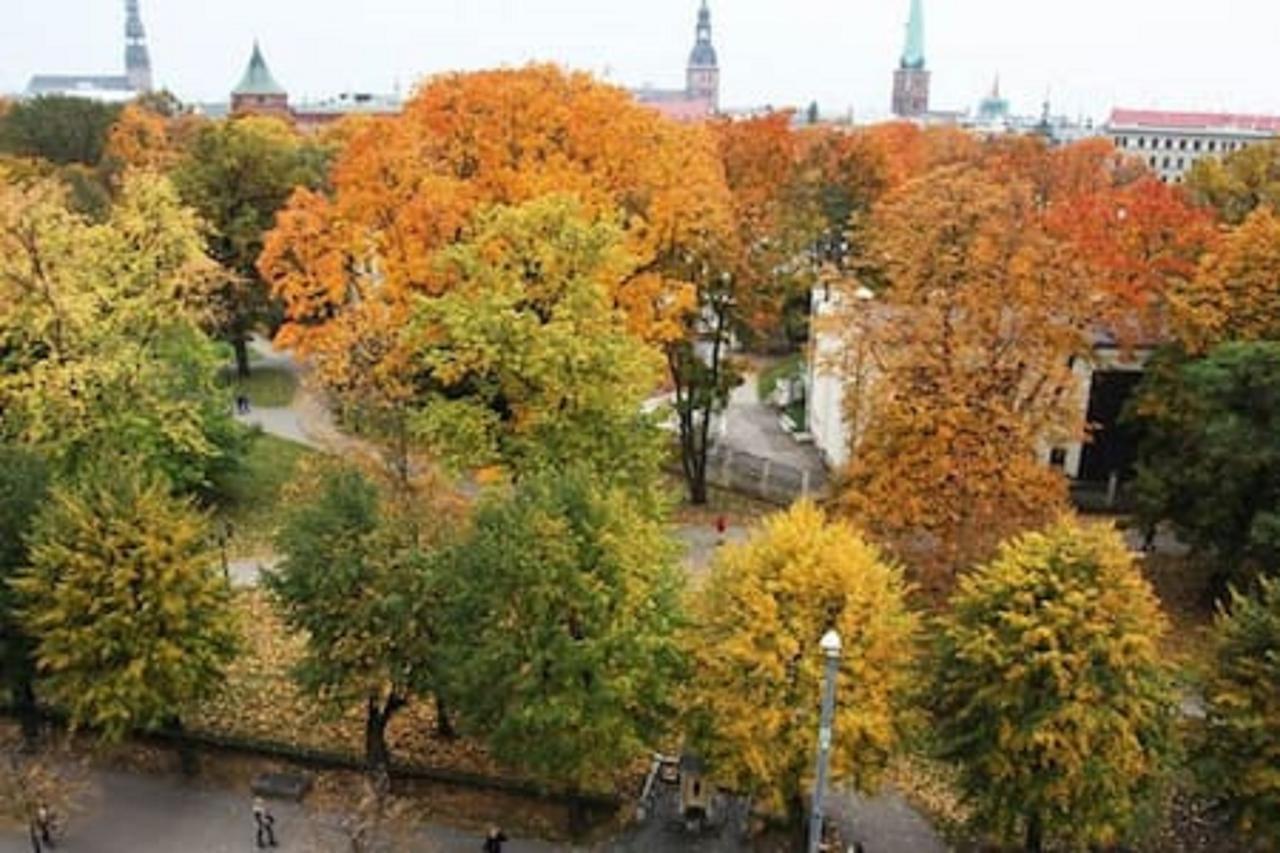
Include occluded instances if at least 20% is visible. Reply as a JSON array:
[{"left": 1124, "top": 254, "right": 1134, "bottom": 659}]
[{"left": 5, "top": 0, "right": 1280, "bottom": 121}]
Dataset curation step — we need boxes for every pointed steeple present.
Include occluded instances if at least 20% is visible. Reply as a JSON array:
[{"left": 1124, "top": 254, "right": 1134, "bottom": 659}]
[
  {"left": 689, "top": 1, "right": 717, "bottom": 70},
  {"left": 900, "top": 0, "right": 925, "bottom": 70},
  {"left": 233, "top": 41, "right": 287, "bottom": 97},
  {"left": 124, "top": 0, "right": 153, "bottom": 91},
  {"left": 686, "top": 1, "right": 720, "bottom": 110}
]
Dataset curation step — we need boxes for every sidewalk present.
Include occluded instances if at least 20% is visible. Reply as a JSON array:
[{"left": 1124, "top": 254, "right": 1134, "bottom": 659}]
[{"left": 0, "top": 769, "right": 568, "bottom": 853}]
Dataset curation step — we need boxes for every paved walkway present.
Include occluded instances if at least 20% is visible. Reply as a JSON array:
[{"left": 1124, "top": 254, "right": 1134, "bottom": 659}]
[
  {"left": 0, "top": 767, "right": 946, "bottom": 853},
  {"left": 0, "top": 769, "right": 566, "bottom": 853},
  {"left": 720, "top": 374, "right": 825, "bottom": 478}
]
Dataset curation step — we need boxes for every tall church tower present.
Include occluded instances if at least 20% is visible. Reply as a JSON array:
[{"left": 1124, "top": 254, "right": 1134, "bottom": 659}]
[
  {"left": 891, "top": 0, "right": 930, "bottom": 118},
  {"left": 124, "top": 0, "right": 153, "bottom": 92},
  {"left": 686, "top": 1, "right": 720, "bottom": 111}
]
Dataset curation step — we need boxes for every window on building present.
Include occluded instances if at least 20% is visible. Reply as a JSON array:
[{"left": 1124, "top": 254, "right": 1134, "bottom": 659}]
[
  {"left": 1149, "top": 156, "right": 1157, "bottom": 167},
  {"left": 1165, "top": 138, "right": 1174, "bottom": 149},
  {"left": 1194, "top": 140, "right": 1202, "bottom": 151},
  {"left": 1163, "top": 156, "right": 1171, "bottom": 168},
  {"left": 1177, "top": 157, "right": 1185, "bottom": 169},
  {"left": 1179, "top": 139, "right": 1187, "bottom": 150}
]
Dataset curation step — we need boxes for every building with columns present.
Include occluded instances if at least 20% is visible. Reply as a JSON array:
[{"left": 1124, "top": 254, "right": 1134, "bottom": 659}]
[
  {"left": 891, "top": 0, "right": 930, "bottom": 118},
  {"left": 25, "top": 0, "right": 153, "bottom": 101},
  {"left": 633, "top": 1, "right": 720, "bottom": 122}
]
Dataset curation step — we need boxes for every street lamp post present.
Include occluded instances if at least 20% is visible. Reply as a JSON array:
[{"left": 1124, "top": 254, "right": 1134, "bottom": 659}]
[{"left": 808, "top": 629, "right": 843, "bottom": 853}]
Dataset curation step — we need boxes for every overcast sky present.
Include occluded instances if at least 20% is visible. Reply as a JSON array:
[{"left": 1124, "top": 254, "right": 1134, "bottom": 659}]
[{"left": 5, "top": 0, "right": 1280, "bottom": 122}]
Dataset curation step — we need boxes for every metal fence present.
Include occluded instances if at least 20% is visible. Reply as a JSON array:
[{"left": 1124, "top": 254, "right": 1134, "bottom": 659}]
[{"left": 703, "top": 446, "right": 828, "bottom": 505}]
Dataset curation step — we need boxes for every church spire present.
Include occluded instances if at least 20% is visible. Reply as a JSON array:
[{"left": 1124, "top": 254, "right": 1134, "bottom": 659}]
[
  {"left": 900, "top": 0, "right": 925, "bottom": 70},
  {"left": 124, "top": 0, "right": 153, "bottom": 91},
  {"left": 686, "top": 1, "right": 720, "bottom": 111}
]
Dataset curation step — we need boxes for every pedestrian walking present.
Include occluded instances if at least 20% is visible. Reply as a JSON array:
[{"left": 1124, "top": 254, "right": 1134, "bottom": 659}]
[
  {"left": 482, "top": 825, "right": 508, "bottom": 853},
  {"left": 235, "top": 393, "right": 251, "bottom": 415},
  {"left": 252, "top": 797, "right": 277, "bottom": 848},
  {"left": 715, "top": 514, "right": 727, "bottom": 546}
]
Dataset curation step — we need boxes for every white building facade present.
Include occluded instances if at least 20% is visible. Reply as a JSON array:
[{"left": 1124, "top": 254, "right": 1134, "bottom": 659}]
[{"left": 1107, "top": 108, "right": 1280, "bottom": 183}]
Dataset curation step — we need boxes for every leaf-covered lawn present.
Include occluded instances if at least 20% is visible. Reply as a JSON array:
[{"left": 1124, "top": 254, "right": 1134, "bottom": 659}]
[
  {"left": 213, "top": 433, "right": 313, "bottom": 559},
  {"left": 220, "top": 365, "right": 298, "bottom": 408},
  {"left": 190, "top": 591, "right": 501, "bottom": 776}
]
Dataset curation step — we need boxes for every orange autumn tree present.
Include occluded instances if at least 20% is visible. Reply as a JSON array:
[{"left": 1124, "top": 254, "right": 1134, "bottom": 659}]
[
  {"left": 836, "top": 164, "right": 1091, "bottom": 589},
  {"left": 1038, "top": 143, "right": 1216, "bottom": 348},
  {"left": 260, "top": 65, "right": 736, "bottom": 498},
  {"left": 1171, "top": 206, "right": 1280, "bottom": 351}
]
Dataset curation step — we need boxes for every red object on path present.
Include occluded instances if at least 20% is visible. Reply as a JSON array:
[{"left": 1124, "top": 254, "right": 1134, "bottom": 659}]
[{"left": 715, "top": 515, "right": 727, "bottom": 538}]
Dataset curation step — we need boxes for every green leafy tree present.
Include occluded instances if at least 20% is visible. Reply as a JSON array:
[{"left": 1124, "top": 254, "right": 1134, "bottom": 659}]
[
  {"left": 265, "top": 460, "right": 453, "bottom": 774},
  {"left": 0, "top": 95, "right": 121, "bottom": 166},
  {"left": 12, "top": 473, "right": 238, "bottom": 743},
  {"left": 0, "top": 446, "right": 49, "bottom": 743},
  {"left": 0, "top": 172, "right": 241, "bottom": 494},
  {"left": 172, "top": 116, "right": 330, "bottom": 376},
  {"left": 1199, "top": 579, "right": 1280, "bottom": 845},
  {"left": 408, "top": 196, "right": 667, "bottom": 495},
  {"left": 681, "top": 501, "right": 918, "bottom": 824},
  {"left": 1130, "top": 342, "right": 1280, "bottom": 593},
  {"left": 437, "top": 469, "right": 685, "bottom": 791},
  {"left": 929, "top": 518, "right": 1177, "bottom": 852}
]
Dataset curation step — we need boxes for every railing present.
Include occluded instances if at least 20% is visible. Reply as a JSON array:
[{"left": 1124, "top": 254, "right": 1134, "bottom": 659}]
[{"left": 702, "top": 446, "right": 828, "bottom": 505}]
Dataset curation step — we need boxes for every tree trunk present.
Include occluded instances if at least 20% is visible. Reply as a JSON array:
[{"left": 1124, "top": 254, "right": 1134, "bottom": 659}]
[
  {"left": 364, "top": 692, "right": 406, "bottom": 774},
  {"left": 433, "top": 694, "right": 456, "bottom": 740},
  {"left": 690, "top": 473, "right": 708, "bottom": 505},
  {"left": 166, "top": 716, "right": 198, "bottom": 777},
  {"left": 1024, "top": 811, "right": 1044, "bottom": 853},
  {"left": 16, "top": 676, "right": 39, "bottom": 749},
  {"left": 233, "top": 336, "right": 251, "bottom": 379},
  {"left": 364, "top": 699, "right": 392, "bottom": 775}
]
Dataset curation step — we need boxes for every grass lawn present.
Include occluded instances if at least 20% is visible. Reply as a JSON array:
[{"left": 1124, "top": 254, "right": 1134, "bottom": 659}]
[
  {"left": 219, "top": 365, "right": 298, "bottom": 408},
  {"left": 213, "top": 433, "right": 313, "bottom": 558}
]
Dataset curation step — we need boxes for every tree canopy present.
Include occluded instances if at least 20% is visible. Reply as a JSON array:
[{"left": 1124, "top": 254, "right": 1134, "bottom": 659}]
[
  {"left": 406, "top": 196, "right": 666, "bottom": 493},
  {"left": 172, "top": 115, "right": 331, "bottom": 376},
  {"left": 1200, "top": 578, "right": 1280, "bottom": 845},
  {"left": 1130, "top": 342, "right": 1280, "bottom": 591},
  {"left": 929, "top": 518, "right": 1177, "bottom": 851},
  {"left": 0, "top": 171, "right": 240, "bottom": 492},
  {"left": 437, "top": 469, "right": 685, "bottom": 790},
  {"left": 682, "top": 501, "right": 917, "bottom": 821},
  {"left": 12, "top": 473, "right": 238, "bottom": 742},
  {"left": 0, "top": 95, "right": 121, "bottom": 166}
]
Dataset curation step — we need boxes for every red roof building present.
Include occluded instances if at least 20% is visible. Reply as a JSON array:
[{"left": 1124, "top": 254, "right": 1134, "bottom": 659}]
[{"left": 1106, "top": 107, "right": 1278, "bottom": 183}]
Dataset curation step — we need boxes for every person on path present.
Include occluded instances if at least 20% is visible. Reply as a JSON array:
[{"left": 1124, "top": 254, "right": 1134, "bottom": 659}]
[
  {"left": 30, "top": 799, "right": 53, "bottom": 845},
  {"left": 252, "top": 797, "right": 277, "bottom": 848},
  {"left": 482, "top": 825, "right": 508, "bottom": 853},
  {"left": 715, "top": 515, "right": 727, "bottom": 546}
]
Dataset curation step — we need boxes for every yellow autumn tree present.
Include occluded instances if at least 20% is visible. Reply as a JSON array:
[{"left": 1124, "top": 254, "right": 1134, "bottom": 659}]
[
  {"left": 929, "top": 518, "right": 1177, "bottom": 851},
  {"left": 681, "top": 502, "right": 918, "bottom": 823},
  {"left": 836, "top": 164, "right": 1089, "bottom": 589}
]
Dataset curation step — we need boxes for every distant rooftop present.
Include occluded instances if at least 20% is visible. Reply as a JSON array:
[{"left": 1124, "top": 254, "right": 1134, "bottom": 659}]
[
  {"left": 233, "top": 42, "right": 286, "bottom": 97},
  {"left": 295, "top": 91, "right": 401, "bottom": 116},
  {"left": 1109, "top": 108, "right": 1280, "bottom": 134},
  {"left": 27, "top": 74, "right": 133, "bottom": 94}
]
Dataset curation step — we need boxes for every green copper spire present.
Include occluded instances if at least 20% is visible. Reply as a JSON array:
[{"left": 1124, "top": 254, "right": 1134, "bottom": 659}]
[
  {"left": 900, "top": 0, "right": 925, "bottom": 70},
  {"left": 233, "top": 41, "right": 286, "bottom": 96}
]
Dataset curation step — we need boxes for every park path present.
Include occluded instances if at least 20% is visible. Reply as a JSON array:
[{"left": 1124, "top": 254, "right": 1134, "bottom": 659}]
[
  {"left": 0, "top": 766, "right": 948, "bottom": 853},
  {"left": 0, "top": 768, "right": 567, "bottom": 853}
]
